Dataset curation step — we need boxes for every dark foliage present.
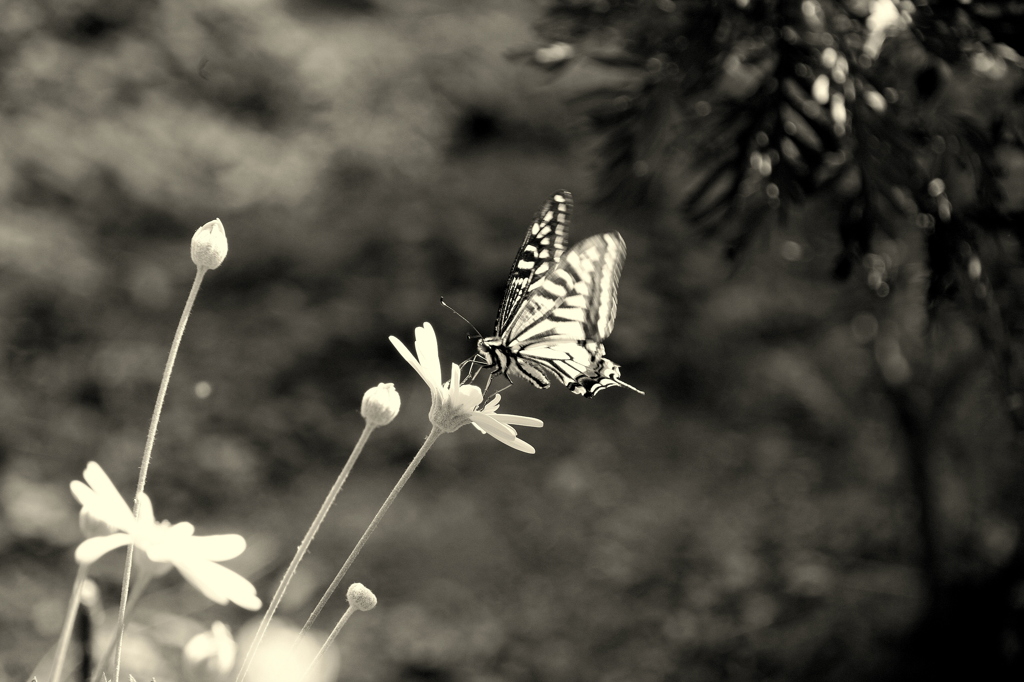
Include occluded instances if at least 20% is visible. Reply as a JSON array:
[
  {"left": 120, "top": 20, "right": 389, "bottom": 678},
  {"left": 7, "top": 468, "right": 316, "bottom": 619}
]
[{"left": 535, "top": 0, "right": 1024, "bottom": 413}]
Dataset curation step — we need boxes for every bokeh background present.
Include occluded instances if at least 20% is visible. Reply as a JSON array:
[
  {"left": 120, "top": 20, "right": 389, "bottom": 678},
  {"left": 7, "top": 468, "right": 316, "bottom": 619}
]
[{"left": 2, "top": 0, "right": 1024, "bottom": 680}]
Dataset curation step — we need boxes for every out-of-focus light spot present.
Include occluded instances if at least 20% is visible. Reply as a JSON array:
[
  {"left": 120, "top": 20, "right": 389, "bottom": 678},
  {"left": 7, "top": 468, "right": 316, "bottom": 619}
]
[
  {"left": 780, "top": 240, "right": 803, "bottom": 261},
  {"left": 832, "top": 55, "right": 848, "bottom": 84},
  {"left": 927, "top": 178, "right": 945, "bottom": 196},
  {"left": 766, "top": 183, "right": 780, "bottom": 199},
  {"left": 751, "top": 151, "right": 772, "bottom": 176},
  {"left": 81, "top": 579, "right": 101, "bottom": 610},
  {"left": 875, "top": 282, "right": 890, "bottom": 297},
  {"left": 884, "top": 87, "right": 899, "bottom": 103},
  {"left": 781, "top": 25, "right": 800, "bottom": 44},
  {"left": 916, "top": 212, "right": 935, "bottom": 230},
  {"left": 657, "top": 0, "right": 677, "bottom": 10},
  {"left": 971, "top": 51, "right": 1007, "bottom": 79},
  {"left": 864, "top": 0, "right": 910, "bottom": 59},
  {"left": 812, "top": 74, "right": 830, "bottom": 104},
  {"left": 195, "top": 380, "right": 213, "bottom": 399},
  {"left": 830, "top": 93, "right": 846, "bottom": 128},
  {"left": 781, "top": 137, "right": 800, "bottom": 161},
  {"left": 534, "top": 42, "right": 574, "bottom": 65},
  {"left": 801, "top": 0, "right": 818, "bottom": 18},
  {"left": 968, "top": 255, "right": 982, "bottom": 280},
  {"left": 937, "top": 196, "right": 952, "bottom": 221},
  {"left": 864, "top": 89, "right": 887, "bottom": 112},
  {"left": 851, "top": 313, "right": 879, "bottom": 344},
  {"left": 821, "top": 47, "right": 837, "bottom": 69},
  {"left": 633, "top": 160, "right": 650, "bottom": 177},
  {"left": 735, "top": 0, "right": 750, "bottom": 8},
  {"left": 867, "top": 269, "right": 884, "bottom": 290},
  {"left": 695, "top": 100, "right": 711, "bottom": 116},
  {"left": 755, "top": 131, "right": 769, "bottom": 147}
]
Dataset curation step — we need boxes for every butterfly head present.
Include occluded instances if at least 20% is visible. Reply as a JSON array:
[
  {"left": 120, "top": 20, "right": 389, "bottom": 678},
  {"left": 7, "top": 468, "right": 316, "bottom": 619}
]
[{"left": 476, "top": 336, "right": 505, "bottom": 372}]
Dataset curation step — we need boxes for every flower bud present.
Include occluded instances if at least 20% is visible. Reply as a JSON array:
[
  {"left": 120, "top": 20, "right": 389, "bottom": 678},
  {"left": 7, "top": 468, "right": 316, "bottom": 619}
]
[
  {"left": 182, "top": 621, "right": 237, "bottom": 682},
  {"left": 346, "top": 583, "right": 377, "bottom": 611},
  {"left": 191, "top": 219, "right": 228, "bottom": 270},
  {"left": 360, "top": 383, "right": 400, "bottom": 427}
]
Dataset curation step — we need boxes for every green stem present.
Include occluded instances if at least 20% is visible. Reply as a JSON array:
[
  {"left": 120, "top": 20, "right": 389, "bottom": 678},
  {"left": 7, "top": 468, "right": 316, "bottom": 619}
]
[
  {"left": 300, "top": 605, "right": 356, "bottom": 682},
  {"left": 234, "top": 422, "right": 377, "bottom": 682},
  {"left": 297, "top": 427, "right": 442, "bottom": 640},
  {"left": 112, "top": 267, "right": 207, "bottom": 682},
  {"left": 49, "top": 563, "right": 89, "bottom": 682}
]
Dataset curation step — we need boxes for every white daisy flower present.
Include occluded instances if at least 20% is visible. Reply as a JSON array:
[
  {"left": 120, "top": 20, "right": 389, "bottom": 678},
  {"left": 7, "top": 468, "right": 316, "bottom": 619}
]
[
  {"left": 389, "top": 323, "right": 542, "bottom": 453},
  {"left": 70, "top": 462, "right": 262, "bottom": 611}
]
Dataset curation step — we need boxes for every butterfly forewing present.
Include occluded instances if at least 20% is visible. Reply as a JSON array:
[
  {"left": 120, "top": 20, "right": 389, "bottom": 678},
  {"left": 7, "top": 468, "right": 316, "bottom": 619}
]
[
  {"left": 505, "top": 233, "right": 624, "bottom": 343},
  {"left": 494, "top": 191, "right": 571, "bottom": 335}
]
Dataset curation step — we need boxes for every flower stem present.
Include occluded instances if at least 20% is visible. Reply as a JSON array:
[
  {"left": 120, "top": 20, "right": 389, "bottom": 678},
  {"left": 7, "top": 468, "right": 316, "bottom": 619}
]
[
  {"left": 300, "top": 605, "right": 356, "bottom": 682},
  {"left": 49, "top": 563, "right": 89, "bottom": 682},
  {"left": 112, "top": 267, "right": 207, "bottom": 682},
  {"left": 234, "top": 422, "right": 378, "bottom": 682},
  {"left": 90, "top": 571, "right": 152, "bottom": 682},
  {"left": 297, "top": 426, "right": 442, "bottom": 640}
]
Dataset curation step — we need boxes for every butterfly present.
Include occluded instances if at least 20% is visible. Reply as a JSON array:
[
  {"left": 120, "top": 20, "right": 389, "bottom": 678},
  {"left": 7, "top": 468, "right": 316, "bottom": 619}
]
[{"left": 474, "top": 190, "right": 643, "bottom": 398}]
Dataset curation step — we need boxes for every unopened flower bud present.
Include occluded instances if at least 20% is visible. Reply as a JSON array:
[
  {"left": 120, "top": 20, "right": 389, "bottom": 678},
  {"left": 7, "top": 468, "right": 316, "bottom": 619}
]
[
  {"left": 361, "top": 383, "right": 400, "bottom": 427},
  {"left": 346, "top": 583, "right": 377, "bottom": 611},
  {"left": 182, "top": 621, "right": 237, "bottom": 682},
  {"left": 191, "top": 219, "right": 228, "bottom": 270}
]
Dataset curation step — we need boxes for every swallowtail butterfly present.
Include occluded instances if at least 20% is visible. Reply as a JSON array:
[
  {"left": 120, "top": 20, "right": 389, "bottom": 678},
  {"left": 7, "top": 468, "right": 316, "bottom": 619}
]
[{"left": 475, "top": 191, "right": 643, "bottom": 398}]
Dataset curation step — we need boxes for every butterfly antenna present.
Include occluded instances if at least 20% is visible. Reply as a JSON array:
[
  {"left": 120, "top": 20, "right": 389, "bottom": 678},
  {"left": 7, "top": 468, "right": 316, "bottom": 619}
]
[{"left": 440, "top": 297, "right": 483, "bottom": 339}]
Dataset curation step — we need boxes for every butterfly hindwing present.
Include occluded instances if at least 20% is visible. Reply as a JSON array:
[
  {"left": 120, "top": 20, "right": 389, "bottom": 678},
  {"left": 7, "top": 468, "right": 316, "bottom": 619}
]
[{"left": 494, "top": 191, "right": 571, "bottom": 336}]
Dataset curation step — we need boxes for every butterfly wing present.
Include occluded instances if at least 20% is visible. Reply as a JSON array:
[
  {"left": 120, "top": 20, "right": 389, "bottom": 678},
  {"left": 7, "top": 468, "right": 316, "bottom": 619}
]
[
  {"left": 502, "top": 232, "right": 643, "bottom": 397},
  {"left": 494, "top": 191, "right": 571, "bottom": 336}
]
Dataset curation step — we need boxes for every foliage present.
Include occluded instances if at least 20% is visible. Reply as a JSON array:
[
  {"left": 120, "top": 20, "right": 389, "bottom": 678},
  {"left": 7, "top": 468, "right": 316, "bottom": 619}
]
[{"left": 535, "top": 0, "right": 1024, "bottom": 423}]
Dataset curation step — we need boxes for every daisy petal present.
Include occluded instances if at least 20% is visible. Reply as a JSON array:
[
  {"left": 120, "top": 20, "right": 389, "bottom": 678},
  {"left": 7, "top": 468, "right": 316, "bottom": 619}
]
[
  {"left": 182, "top": 534, "right": 247, "bottom": 562},
  {"left": 493, "top": 415, "right": 544, "bottom": 429},
  {"left": 81, "top": 463, "right": 136, "bottom": 527},
  {"left": 493, "top": 432, "right": 536, "bottom": 454},
  {"left": 470, "top": 412, "right": 517, "bottom": 439},
  {"left": 390, "top": 336, "right": 431, "bottom": 387},
  {"left": 174, "top": 557, "right": 262, "bottom": 610},
  {"left": 414, "top": 323, "right": 443, "bottom": 387},
  {"left": 75, "top": 533, "right": 132, "bottom": 565},
  {"left": 71, "top": 481, "right": 132, "bottom": 531},
  {"left": 138, "top": 493, "right": 157, "bottom": 526}
]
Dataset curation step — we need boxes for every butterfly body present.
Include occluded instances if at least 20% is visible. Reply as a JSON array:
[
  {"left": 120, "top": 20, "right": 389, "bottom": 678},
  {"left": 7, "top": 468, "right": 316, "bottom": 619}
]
[{"left": 476, "top": 191, "right": 642, "bottom": 398}]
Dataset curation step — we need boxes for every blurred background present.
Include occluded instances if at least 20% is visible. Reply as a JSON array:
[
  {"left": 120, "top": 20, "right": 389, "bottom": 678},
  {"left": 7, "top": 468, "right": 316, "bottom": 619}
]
[{"left": 2, "top": 0, "right": 1024, "bottom": 680}]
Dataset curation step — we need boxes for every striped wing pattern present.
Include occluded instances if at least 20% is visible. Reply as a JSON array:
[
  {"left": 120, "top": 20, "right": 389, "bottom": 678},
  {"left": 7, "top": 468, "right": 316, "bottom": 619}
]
[
  {"left": 494, "top": 191, "right": 571, "bottom": 336},
  {"left": 478, "top": 193, "right": 642, "bottom": 398}
]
